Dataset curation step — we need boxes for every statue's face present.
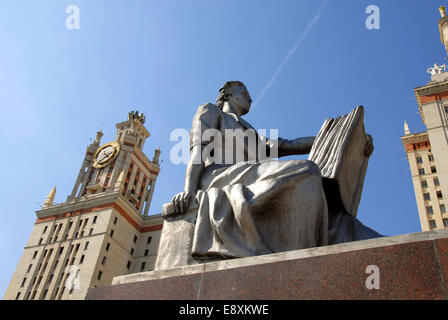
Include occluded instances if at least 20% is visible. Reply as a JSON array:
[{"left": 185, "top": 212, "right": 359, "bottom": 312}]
[{"left": 229, "top": 84, "right": 252, "bottom": 116}]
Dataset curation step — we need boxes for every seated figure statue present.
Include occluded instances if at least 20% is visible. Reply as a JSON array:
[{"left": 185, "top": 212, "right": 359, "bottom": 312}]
[{"left": 155, "top": 81, "right": 382, "bottom": 270}]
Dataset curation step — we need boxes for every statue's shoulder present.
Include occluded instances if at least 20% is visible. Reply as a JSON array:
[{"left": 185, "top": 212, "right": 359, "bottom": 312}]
[
  {"left": 196, "top": 102, "right": 220, "bottom": 113},
  {"left": 194, "top": 103, "right": 222, "bottom": 119}
]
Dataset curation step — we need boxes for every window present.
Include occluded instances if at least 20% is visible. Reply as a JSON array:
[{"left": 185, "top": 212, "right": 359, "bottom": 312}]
[
  {"left": 43, "top": 289, "right": 48, "bottom": 299},
  {"left": 445, "top": 106, "right": 448, "bottom": 119},
  {"left": 38, "top": 238, "right": 43, "bottom": 245},
  {"left": 32, "top": 251, "right": 38, "bottom": 259},
  {"left": 441, "top": 204, "right": 446, "bottom": 213},
  {"left": 48, "top": 274, "right": 53, "bottom": 283},
  {"left": 130, "top": 248, "right": 134, "bottom": 256},
  {"left": 80, "top": 255, "right": 85, "bottom": 264},
  {"left": 85, "top": 242, "right": 89, "bottom": 250},
  {"left": 59, "top": 247, "right": 64, "bottom": 255},
  {"left": 419, "top": 168, "right": 425, "bottom": 175},
  {"left": 424, "top": 193, "right": 431, "bottom": 201},
  {"left": 43, "top": 226, "right": 48, "bottom": 233},
  {"left": 428, "top": 154, "right": 434, "bottom": 162},
  {"left": 416, "top": 157, "right": 423, "bottom": 164},
  {"left": 144, "top": 249, "right": 149, "bottom": 256},
  {"left": 443, "top": 219, "right": 448, "bottom": 227},
  {"left": 437, "top": 191, "right": 443, "bottom": 199},
  {"left": 54, "top": 260, "right": 59, "bottom": 270},
  {"left": 27, "top": 264, "right": 32, "bottom": 273},
  {"left": 106, "top": 242, "right": 110, "bottom": 251},
  {"left": 126, "top": 261, "right": 131, "bottom": 269},
  {"left": 110, "top": 230, "right": 114, "bottom": 237},
  {"left": 147, "top": 236, "right": 152, "bottom": 244},
  {"left": 114, "top": 217, "right": 118, "bottom": 225},
  {"left": 101, "top": 256, "right": 107, "bottom": 265},
  {"left": 68, "top": 221, "right": 73, "bottom": 229},
  {"left": 133, "top": 235, "right": 138, "bottom": 243},
  {"left": 84, "top": 219, "right": 89, "bottom": 226},
  {"left": 21, "top": 278, "right": 27, "bottom": 287},
  {"left": 97, "top": 271, "right": 102, "bottom": 280},
  {"left": 80, "top": 231, "right": 84, "bottom": 237},
  {"left": 434, "top": 178, "right": 440, "bottom": 186},
  {"left": 421, "top": 180, "right": 428, "bottom": 188},
  {"left": 426, "top": 206, "right": 434, "bottom": 215},
  {"left": 64, "top": 234, "right": 68, "bottom": 240},
  {"left": 431, "top": 166, "right": 437, "bottom": 173},
  {"left": 74, "top": 232, "right": 79, "bottom": 238},
  {"left": 89, "top": 228, "right": 93, "bottom": 236},
  {"left": 93, "top": 216, "right": 97, "bottom": 224},
  {"left": 140, "top": 262, "right": 146, "bottom": 271},
  {"left": 75, "top": 243, "right": 80, "bottom": 252},
  {"left": 15, "top": 292, "right": 21, "bottom": 300},
  {"left": 429, "top": 220, "right": 437, "bottom": 230}
]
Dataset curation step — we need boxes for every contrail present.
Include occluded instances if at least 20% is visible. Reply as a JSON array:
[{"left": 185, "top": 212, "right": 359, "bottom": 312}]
[{"left": 253, "top": 0, "right": 328, "bottom": 106}]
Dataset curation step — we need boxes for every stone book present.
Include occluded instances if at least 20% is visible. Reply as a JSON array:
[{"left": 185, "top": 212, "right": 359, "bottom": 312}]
[{"left": 308, "top": 106, "right": 369, "bottom": 217}]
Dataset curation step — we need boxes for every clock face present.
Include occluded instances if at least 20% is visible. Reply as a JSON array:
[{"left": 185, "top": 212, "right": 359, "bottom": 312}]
[{"left": 93, "top": 142, "right": 120, "bottom": 168}]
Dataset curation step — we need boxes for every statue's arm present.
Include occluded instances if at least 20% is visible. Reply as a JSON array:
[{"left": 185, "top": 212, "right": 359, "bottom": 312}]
[
  {"left": 277, "top": 136, "right": 316, "bottom": 157},
  {"left": 172, "top": 103, "right": 219, "bottom": 213}
]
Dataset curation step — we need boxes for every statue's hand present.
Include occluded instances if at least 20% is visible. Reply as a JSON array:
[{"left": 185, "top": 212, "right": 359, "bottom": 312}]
[
  {"left": 364, "top": 134, "right": 374, "bottom": 157},
  {"left": 171, "top": 191, "right": 194, "bottom": 214}
]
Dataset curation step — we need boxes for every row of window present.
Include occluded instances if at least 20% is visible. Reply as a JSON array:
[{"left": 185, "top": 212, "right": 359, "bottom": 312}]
[
  {"left": 421, "top": 178, "right": 440, "bottom": 188},
  {"left": 418, "top": 166, "right": 437, "bottom": 175},
  {"left": 423, "top": 191, "right": 443, "bottom": 201},
  {"left": 416, "top": 154, "right": 434, "bottom": 164},
  {"left": 426, "top": 204, "right": 446, "bottom": 215},
  {"left": 428, "top": 218, "right": 448, "bottom": 230}
]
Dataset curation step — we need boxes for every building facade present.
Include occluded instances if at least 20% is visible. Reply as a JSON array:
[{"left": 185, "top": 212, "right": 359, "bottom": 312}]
[
  {"left": 3, "top": 111, "right": 163, "bottom": 300},
  {"left": 401, "top": 7, "right": 448, "bottom": 232}
]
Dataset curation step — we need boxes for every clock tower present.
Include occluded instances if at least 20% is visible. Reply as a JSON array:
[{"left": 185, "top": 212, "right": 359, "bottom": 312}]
[{"left": 4, "top": 111, "right": 163, "bottom": 300}]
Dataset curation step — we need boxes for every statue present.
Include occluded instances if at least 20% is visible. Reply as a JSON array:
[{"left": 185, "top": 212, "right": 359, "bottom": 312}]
[
  {"left": 427, "top": 63, "right": 446, "bottom": 76},
  {"left": 155, "top": 81, "right": 382, "bottom": 270}
]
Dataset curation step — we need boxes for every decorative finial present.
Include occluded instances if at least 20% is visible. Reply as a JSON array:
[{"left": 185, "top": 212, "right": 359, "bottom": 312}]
[
  {"left": 153, "top": 147, "right": 161, "bottom": 164},
  {"left": 404, "top": 120, "right": 411, "bottom": 135},
  {"left": 128, "top": 110, "right": 146, "bottom": 124},
  {"left": 43, "top": 185, "right": 57, "bottom": 208},
  {"left": 94, "top": 130, "right": 103, "bottom": 146},
  {"left": 440, "top": 6, "right": 446, "bottom": 17}
]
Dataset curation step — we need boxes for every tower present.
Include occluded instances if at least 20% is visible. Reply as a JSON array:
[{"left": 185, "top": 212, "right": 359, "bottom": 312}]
[
  {"left": 3, "top": 111, "right": 163, "bottom": 300},
  {"left": 401, "top": 7, "right": 448, "bottom": 231}
]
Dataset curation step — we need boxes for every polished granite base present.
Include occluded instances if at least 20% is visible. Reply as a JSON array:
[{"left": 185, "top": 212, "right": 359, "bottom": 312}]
[{"left": 85, "top": 230, "right": 448, "bottom": 300}]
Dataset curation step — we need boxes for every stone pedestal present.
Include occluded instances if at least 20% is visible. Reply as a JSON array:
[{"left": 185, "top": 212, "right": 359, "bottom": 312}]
[{"left": 85, "top": 230, "right": 448, "bottom": 300}]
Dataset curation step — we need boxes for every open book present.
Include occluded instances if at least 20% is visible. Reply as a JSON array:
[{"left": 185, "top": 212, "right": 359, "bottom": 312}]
[{"left": 308, "top": 106, "right": 370, "bottom": 218}]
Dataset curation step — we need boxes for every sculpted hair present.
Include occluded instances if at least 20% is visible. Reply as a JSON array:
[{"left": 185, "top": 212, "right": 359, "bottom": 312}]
[{"left": 216, "top": 81, "right": 245, "bottom": 109}]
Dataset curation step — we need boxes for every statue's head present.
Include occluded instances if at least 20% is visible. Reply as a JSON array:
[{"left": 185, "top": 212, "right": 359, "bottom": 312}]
[{"left": 216, "top": 81, "right": 252, "bottom": 116}]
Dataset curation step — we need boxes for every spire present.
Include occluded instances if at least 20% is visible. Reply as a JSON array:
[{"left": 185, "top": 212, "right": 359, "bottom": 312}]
[
  {"left": 94, "top": 130, "right": 103, "bottom": 146},
  {"left": 43, "top": 185, "right": 56, "bottom": 208},
  {"left": 404, "top": 120, "right": 411, "bottom": 135},
  {"left": 153, "top": 147, "right": 161, "bottom": 164}
]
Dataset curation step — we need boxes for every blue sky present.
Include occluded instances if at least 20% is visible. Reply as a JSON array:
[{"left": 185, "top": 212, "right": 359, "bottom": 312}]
[{"left": 0, "top": 0, "right": 444, "bottom": 297}]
